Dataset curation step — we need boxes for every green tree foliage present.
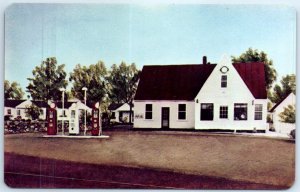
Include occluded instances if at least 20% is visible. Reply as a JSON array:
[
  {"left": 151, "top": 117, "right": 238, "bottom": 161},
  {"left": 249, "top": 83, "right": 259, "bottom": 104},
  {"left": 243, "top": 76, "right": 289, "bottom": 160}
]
[
  {"left": 69, "top": 61, "right": 107, "bottom": 105},
  {"left": 27, "top": 57, "right": 68, "bottom": 102},
  {"left": 232, "top": 48, "right": 277, "bottom": 90},
  {"left": 25, "top": 104, "right": 41, "bottom": 120},
  {"left": 279, "top": 105, "right": 295, "bottom": 123},
  {"left": 106, "top": 62, "right": 140, "bottom": 123},
  {"left": 269, "top": 74, "right": 295, "bottom": 104},
  {"left": 4, "top": 80, "right": 24, "bottom": 99}
]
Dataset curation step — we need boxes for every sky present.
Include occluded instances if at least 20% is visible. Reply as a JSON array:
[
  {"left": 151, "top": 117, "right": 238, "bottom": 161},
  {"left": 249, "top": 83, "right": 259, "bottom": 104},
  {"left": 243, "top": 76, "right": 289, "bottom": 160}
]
[{"left": 5, "top": 4, "right": 296, "bottom": 95}]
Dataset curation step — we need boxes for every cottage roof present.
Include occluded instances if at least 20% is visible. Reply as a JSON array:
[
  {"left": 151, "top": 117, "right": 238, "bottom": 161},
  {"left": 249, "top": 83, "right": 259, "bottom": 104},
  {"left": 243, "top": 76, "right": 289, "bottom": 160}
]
[
  {"left": 134, "top": 64, "right": 216, "bottom": 100},
  {"left": 269, "top": 92, "right": 293, "bottom": 112},
  {"left": 233, "top": 62, "right": 267, "bottom": 99},
  {"left": 31, "top": 100, "right": 49, "bottom": 108},
  {"left": 108, "top": 103, "right": 124, "bottom": 110},
  {"left": 4, "top": 99, "right": 26, "bottom": 107},
  {"left": 55, "top": 101, "right": 76, "bottom": 109},
  {"left": 134, "top": 62, "right": 267, "bottom": 100}
]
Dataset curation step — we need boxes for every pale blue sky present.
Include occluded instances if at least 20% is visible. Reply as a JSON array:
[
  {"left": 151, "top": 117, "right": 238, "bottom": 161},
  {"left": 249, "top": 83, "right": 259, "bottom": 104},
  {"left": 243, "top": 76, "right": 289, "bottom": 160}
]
[{"left": 5, "top": 4, "right": 296, "bottom": 94}]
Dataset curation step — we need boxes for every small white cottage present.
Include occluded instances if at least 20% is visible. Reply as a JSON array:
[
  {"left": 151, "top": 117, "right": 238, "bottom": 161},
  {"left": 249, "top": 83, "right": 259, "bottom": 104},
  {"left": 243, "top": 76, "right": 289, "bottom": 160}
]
[
  {"left": 133, "top": 56, "right": 268, "bottom": 132},
  {"left": 14, "top": 100, "right": 49, "bottom": 120},
  {"left": 4, "top": 99, "right": 26, "bottom": 119},
  {"left": 108, "top": 103, "right": 133, "bottom": 123},
  {"left": 269, "top": 92, "right": 296, "bottom": 134}
]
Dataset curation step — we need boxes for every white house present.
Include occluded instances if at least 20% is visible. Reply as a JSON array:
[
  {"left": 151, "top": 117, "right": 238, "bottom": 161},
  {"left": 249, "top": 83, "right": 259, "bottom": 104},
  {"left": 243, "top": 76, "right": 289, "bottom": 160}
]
[
  {"left": 4, "top": 99, "right": 26, "bottom": 119},
  {"left": 133, "top": 56, "right": 268, "bottom": 132},
  {"left": 269, "top": 92, "right": 296, "bottom": 134},
  {"left": 108, "top": 103, "right": 133, "bottom": 123},
  {"left": 14, "top": 100, "right": 49, "bottom": 120}
]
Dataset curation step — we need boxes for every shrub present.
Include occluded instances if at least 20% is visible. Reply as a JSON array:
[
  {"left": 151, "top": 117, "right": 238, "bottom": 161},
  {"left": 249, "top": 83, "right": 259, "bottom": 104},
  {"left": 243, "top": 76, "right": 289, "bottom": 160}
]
[{"left": 290, "top": 129, "right": 295, "bottom": 139}]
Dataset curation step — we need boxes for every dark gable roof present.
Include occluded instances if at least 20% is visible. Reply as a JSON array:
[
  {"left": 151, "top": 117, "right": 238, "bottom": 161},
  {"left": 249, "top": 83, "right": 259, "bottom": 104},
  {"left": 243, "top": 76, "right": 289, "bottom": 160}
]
[
  {"left": 134, "top": 64, "right": 217, "bottom": 100},
  {"left": 134, "top": 62, "right": 267, "bottom": 101},
  {"left": 4, "top": 99, "right": 26, "bottom": 107},
  {"left": 233, "top": 62, "right": 267, "bottom": 99},
  {"left": 108, "top": 103, "right": 124, "bottom": 110},
  {"left": 55, "top": 101, "right": 76, "bottom": 108},
  {"left": 269, "top": 92, "right": 292, "bottom": 112},
  {"left": 31, "top": 100, "right": 49, "bottom": 108}
]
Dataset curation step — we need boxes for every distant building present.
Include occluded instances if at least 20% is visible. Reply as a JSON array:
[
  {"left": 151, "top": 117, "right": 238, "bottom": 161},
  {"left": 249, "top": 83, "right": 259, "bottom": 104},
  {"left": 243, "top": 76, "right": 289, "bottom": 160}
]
[
  {"left": 108, "top": 103, "right": 133, "bottom": 123},
  {"left": 4, "top": 99, "right": 91, "bottom": 121},
  {"left": 133, "top": 56, "right": 268, "bottom": 131},
  {"left": 4, "top": 99, "right": 26, "bottom": 119},
  {"left": 269, "top": 92, "right": 296, "bottom": 134}
]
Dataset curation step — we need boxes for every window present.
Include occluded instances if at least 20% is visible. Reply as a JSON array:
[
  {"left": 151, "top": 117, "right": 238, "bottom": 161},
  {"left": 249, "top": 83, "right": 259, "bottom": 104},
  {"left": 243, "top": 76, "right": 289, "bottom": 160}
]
[
  {"left": 219, "top": 106, "right": 228, "bottom": 119},
  {"left": 40, "top": 109, "right": 44, "bottom": 115},
  {"left": 17, "top": 110, "right": 20, "bottom": 116},
  {"left": 201, "top": 103, "right": 214, "bottom": 120},
  {"left": 7, "top": 109, "right": 11, "bottom": 115},
  {"left": 254, "top": 104, "right": 263, "bottom": 120},
  {"left": 145, "top": 104, "right": 152, "bottom": 119},
  {"left": 221, "top": 75, "right": 227, "bottom": 88},
  {"left": 71, "top": 110, "right": 76, "bottom": 118},
  {"left": 234, "top": 103, "right": 247, "bottom": 120},
  {"left": 111, "top": 112, "right": 116, "bottom": 119},
  {"left": 178, "top": 104, "right": 186, "bottom": 120}
]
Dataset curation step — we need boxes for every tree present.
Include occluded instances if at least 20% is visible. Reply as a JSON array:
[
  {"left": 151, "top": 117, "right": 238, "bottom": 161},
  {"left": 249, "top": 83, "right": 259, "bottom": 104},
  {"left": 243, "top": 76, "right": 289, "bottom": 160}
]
[
  {"left": 106, "top": 62, "right": 140, "bottom": 123},
  {"left": 27, "top": 57, "right": 68, "bottom": 102},
  {"left": 269, "top": 74, "right": 295, "bottom": 104},
  {"left": 279, "top": 105, "right": 295, "bottom": 123},
  {"left": 69, "top": 61, "right": 107, "bottom": 105},
  {"left": 232, "top": 48, "right": 277, "bottom": 90},
  {"left": 25, "top": 104, "right": 41, "bottom": 120},
  {"left": 5, "top": 80, "right": 24, "bottom": 99}
]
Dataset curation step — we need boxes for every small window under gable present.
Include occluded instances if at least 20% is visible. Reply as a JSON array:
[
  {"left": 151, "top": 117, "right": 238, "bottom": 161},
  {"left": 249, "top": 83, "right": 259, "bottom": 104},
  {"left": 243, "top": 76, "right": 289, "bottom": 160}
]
[{"left": 221, "top": 75, "right": 227, "bottom": 88}]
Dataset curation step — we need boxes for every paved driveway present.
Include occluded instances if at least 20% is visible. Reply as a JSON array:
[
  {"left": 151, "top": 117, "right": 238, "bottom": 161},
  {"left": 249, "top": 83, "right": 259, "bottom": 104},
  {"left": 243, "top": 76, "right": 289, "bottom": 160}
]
[{"left": 4, "top": 131, "right": 295, "bottom": 188}]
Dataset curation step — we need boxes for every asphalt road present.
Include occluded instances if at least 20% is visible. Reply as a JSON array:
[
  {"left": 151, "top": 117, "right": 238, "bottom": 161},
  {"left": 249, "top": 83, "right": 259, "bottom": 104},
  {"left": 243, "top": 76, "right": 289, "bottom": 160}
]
[{"left": 4, "top": 152, "right": 288, "bottom": 189}]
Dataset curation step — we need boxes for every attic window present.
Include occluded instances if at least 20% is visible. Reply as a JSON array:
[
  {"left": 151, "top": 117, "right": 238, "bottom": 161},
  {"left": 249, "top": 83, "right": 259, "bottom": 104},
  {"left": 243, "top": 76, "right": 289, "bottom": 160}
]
[{"left": 221, "top": 75, "right": 227, "bottom": 88}]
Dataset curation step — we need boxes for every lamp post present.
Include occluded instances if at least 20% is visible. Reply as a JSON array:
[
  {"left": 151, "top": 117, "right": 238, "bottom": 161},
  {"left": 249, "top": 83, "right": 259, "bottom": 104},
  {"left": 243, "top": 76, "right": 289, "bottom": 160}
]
[
  {"left": 82, "top": 87, "right": 88, "bottom": 135},
  {"left": 59, "top": 88, "right": 66, "bottom": 135}
]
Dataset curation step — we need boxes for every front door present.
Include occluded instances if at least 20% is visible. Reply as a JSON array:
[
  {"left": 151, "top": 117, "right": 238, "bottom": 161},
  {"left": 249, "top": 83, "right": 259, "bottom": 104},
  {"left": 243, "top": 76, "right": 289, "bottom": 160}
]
[{"left": 161, "top": 107, "right": 170, "bottom": 129}]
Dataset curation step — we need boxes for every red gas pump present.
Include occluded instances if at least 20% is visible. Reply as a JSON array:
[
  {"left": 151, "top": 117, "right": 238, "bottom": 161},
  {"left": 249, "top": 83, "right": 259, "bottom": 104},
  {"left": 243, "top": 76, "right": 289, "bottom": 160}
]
[
  {"left": 91, "top": 102, "right": 100, "bottom": 136},
  {"left": 47, "top": 103, "right": 57, "bottom": 135}
]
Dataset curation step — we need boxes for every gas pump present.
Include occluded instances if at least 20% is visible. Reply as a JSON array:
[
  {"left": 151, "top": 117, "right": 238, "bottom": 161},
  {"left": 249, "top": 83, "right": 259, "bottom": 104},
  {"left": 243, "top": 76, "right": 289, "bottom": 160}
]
[
  {"left": 47, "top": 103, "right": 57, "bottom": 135},
  {"left": 91, "top": 102, "right": 100, "bottom": 136},
  {"left": 69, "top": 103, "right": 80, "bottom": 135}
]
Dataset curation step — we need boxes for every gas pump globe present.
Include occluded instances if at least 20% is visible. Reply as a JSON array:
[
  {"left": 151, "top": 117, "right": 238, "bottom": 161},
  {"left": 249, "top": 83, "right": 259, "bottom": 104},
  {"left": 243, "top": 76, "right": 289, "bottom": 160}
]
[{"left": 47, "top": 103, "right": 57, "bottom": 135}]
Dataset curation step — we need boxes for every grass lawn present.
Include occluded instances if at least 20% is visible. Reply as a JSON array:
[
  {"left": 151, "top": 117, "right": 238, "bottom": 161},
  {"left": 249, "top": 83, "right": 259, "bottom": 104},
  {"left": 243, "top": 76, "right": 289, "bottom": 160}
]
[{"left": 4, "top": 130, "right": 295, "bottom": 188}]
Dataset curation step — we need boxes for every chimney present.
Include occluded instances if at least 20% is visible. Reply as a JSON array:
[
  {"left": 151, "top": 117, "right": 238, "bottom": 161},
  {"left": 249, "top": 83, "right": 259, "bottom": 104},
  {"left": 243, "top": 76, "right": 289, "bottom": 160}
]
[{"left": 203, "top": 56, "right": 207, "bottom": 65}]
